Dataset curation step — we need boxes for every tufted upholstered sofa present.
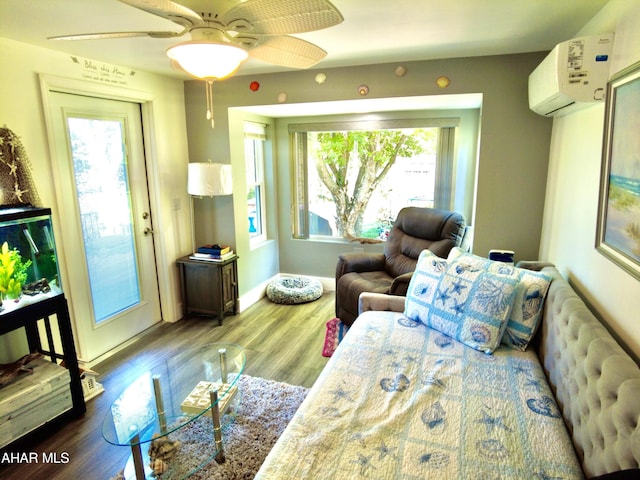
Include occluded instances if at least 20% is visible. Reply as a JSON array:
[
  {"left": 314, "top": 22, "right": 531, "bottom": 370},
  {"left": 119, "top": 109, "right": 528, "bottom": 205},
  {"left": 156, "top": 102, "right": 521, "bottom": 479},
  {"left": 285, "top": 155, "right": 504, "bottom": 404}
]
[
  {"left": 257, "top": 264, "right": 640, "bottom": 479},
  {"left": 530, "top": 265, "right": 640, "bottom": 478},
  {"left": 358, "top": 264, "right": 640, "bottom": 478}
]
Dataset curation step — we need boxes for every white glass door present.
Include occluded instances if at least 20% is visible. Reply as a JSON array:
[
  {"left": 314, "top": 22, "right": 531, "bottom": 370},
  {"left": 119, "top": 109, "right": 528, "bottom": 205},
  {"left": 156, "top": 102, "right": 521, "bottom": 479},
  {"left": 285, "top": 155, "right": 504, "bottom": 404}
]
[{"left": 48, "top": 92, "right": 161, "bottom": 362}]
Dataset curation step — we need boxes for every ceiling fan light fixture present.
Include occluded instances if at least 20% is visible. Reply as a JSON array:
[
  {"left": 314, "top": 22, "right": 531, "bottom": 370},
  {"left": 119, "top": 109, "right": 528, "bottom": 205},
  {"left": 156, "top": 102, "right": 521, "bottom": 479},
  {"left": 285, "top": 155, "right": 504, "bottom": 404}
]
[{"left": 166, "top": 41, "right": 248, "bottom": 79}]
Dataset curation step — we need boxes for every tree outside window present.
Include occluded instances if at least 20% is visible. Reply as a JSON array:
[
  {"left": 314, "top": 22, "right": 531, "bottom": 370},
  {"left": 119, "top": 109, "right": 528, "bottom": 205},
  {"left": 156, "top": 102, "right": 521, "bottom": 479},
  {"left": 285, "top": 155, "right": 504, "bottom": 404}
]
[{"left": 292, "top": 121, "right": 456, "bottom": 241}]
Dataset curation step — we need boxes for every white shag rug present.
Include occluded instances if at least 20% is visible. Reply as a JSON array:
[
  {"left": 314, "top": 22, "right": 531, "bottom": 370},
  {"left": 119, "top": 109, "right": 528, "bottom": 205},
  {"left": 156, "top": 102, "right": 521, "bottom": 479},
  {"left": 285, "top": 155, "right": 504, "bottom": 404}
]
[{"left": 110, "top": 374, "right": 308, "bottom": 480}]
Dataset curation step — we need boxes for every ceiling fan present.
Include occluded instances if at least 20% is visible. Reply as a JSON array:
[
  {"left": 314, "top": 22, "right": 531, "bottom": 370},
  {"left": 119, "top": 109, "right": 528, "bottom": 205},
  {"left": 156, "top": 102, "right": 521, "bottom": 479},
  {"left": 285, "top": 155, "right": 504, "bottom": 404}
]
[
  {"left": 49, "top": 0, "right": 344, "bottom": 77},
  {"left": 50, "top": 0, "right": 343, "bottom": 126}
]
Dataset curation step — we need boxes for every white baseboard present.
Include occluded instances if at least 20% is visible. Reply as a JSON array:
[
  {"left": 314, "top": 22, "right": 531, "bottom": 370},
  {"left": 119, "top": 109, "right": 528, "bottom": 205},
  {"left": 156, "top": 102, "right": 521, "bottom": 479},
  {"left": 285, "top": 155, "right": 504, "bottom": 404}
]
[
  {"left": 170, "top": 301, "right": 183, "bottom": 323},
  {"left": 237, "top": 275, "right": 277, "bottom": 312}
]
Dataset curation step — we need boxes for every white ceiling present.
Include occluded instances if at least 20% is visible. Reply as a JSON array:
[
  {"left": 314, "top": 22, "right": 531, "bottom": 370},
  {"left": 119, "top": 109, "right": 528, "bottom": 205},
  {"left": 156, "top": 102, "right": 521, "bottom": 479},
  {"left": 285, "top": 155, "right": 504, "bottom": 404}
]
[{"left": 0, "top": 0, "right": 608, "bottom": 79}]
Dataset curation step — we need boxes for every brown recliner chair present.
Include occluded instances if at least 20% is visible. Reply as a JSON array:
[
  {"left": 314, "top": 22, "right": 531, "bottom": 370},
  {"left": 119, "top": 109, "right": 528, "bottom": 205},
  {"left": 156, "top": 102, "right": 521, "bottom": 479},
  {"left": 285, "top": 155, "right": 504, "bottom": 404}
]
[{"left": 335, "top": 207, "right": 466, "bottom": 326}]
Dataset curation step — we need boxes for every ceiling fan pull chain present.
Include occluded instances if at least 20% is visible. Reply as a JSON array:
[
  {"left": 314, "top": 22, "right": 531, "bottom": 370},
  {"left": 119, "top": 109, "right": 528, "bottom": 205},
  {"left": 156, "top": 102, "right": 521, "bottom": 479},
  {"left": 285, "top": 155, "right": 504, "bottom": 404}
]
[{"left": 206, "top": 80, "right": 215, "bottom": 128}]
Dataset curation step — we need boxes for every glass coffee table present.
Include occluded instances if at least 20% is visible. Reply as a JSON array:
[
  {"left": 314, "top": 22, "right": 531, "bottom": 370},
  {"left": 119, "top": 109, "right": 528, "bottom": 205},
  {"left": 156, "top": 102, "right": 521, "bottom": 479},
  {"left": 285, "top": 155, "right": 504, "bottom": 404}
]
[{"left": 102, "top": 342, "right": 246, "bottom": 479}]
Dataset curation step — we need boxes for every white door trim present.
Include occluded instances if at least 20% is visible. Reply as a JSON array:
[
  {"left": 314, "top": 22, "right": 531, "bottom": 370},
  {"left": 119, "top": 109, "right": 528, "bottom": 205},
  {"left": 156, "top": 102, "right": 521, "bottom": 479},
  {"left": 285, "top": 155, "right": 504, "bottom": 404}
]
[{"left": 39, "top": 73, "right": 171, "bottom": 361}]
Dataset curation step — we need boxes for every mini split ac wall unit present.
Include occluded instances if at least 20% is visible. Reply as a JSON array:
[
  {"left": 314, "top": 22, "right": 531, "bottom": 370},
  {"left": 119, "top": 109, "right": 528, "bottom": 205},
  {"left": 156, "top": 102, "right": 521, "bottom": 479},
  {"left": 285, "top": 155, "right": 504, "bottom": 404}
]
[{"left": 528, "top": 33, "right": 614, "bottom": 117}]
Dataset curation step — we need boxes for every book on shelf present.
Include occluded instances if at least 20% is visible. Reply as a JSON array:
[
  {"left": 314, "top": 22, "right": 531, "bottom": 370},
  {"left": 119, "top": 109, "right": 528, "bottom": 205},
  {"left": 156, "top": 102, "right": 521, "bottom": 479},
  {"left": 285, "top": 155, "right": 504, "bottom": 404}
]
[
  {"left": 197, "top": 244, "right": 231, "bottom": 255},
  {"left": 189, "top": 251, "right": 234, "bottom": 262}
]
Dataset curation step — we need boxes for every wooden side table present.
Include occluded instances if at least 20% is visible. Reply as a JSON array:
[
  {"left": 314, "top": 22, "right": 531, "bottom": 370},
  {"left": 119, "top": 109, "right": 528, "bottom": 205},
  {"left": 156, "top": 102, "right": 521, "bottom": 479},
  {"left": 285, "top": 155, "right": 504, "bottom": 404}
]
[{"left": 176, "top": 255, "right": 239, "bottom": 325}]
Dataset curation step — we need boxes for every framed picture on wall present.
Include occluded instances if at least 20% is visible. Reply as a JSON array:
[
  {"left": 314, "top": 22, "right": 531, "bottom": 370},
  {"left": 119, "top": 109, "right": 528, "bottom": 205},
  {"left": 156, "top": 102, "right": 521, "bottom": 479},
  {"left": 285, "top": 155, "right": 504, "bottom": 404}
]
[{"left": 596, "top": 60, "right": 640, "bottom": 280}]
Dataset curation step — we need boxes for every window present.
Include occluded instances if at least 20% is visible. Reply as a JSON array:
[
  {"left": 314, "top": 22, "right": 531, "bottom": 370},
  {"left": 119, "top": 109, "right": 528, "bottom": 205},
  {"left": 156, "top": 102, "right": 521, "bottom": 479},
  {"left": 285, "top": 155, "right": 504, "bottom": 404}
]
[
  {"left": 244, "top": 122, "right": 266, "bottom": 242},
  {"left": 290, "top": 118, "right": 459, "bottom": 240},
  {"left": 67, "top": 116, "right": 141, "bottom": 322}
]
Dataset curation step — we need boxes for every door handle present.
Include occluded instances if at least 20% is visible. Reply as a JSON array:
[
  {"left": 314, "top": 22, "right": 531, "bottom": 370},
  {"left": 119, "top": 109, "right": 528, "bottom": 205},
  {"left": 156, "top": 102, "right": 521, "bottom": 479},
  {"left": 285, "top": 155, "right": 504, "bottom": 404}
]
[{"left": 143, "top": 227, "right": 154, "bottom": 236}]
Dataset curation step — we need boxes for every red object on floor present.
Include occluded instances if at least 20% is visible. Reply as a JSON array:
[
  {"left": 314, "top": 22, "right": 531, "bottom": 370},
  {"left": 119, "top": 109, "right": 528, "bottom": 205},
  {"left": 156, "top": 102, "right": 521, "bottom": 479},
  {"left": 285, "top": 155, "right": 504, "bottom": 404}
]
[{"left": 322, "top": 318, "right": 348, "bottom": 357}]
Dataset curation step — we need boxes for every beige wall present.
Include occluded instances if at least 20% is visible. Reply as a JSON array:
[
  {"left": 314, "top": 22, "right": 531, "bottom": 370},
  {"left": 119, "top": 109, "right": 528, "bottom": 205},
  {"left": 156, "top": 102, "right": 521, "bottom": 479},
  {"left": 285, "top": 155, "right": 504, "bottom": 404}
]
[
  {"left": 540, "top": 0, "right": 640, "bottom": 358},
  {"left": 0, "top": 38, "right": 191, "bottom": 362}
]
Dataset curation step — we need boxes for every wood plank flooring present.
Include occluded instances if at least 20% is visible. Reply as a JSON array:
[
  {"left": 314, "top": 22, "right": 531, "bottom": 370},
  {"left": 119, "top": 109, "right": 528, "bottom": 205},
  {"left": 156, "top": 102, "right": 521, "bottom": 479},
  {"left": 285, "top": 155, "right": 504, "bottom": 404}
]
[{"left": 0, "top": 292, "right": 334, "bottom": 480}]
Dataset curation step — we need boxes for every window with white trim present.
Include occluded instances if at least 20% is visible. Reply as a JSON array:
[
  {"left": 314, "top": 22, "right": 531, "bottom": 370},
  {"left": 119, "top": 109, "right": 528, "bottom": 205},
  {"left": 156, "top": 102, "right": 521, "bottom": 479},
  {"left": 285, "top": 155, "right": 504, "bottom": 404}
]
[
  {"left": 290, "top": 118, "right": 459, "bottom": 240},
  {"left": 244, "top": 122, "right": 266, "bottom": 242}
]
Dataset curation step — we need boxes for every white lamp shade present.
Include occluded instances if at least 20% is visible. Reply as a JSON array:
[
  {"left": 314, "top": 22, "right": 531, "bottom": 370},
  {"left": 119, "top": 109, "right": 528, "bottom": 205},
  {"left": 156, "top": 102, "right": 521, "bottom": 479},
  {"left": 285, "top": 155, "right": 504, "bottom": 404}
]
[{"left": 188, "top": 163, "right": 233, "bottom": 196}]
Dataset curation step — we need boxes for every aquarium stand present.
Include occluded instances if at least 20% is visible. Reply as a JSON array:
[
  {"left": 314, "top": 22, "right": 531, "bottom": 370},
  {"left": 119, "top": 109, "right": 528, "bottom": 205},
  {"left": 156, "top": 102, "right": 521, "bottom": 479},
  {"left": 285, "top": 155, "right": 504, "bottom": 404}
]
[{"left": 0, "top": 294, "right": 86, "bottom": 446}]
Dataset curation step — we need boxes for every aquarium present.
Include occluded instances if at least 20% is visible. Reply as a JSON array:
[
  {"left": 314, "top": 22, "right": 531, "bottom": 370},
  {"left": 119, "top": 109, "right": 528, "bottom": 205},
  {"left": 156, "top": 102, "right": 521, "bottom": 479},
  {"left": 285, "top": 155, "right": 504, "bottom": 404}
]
[{"left": 0, "top": 206, "right": 63, "bottom": 315}]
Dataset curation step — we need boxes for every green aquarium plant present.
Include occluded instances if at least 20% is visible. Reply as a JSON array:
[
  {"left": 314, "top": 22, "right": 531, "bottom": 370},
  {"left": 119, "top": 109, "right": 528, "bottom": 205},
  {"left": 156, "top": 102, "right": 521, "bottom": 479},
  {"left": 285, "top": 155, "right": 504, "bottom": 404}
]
[{"left": 0, "top": 241, "right": 32, "bottom": 301}]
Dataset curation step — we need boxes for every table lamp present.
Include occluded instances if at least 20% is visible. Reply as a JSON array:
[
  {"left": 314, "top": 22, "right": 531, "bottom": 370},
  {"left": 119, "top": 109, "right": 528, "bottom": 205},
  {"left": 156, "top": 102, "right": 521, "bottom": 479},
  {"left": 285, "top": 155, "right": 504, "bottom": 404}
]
[{"left": 188, "top": 162, "right": 233, "bottom": 253}]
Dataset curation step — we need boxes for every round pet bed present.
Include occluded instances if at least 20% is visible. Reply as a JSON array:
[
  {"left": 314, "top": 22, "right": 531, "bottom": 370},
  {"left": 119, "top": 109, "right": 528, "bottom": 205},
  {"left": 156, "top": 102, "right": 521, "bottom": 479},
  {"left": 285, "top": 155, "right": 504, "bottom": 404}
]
[{"left": 266, "top": 276, "right": 323, "bottom": 305}]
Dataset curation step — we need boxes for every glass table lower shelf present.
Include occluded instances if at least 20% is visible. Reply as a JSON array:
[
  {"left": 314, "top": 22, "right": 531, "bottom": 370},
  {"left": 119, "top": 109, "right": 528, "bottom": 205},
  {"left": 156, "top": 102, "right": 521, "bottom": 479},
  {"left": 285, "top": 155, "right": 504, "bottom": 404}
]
[{"left": 102, "top": 343, "right": 246, "bottom": 480}]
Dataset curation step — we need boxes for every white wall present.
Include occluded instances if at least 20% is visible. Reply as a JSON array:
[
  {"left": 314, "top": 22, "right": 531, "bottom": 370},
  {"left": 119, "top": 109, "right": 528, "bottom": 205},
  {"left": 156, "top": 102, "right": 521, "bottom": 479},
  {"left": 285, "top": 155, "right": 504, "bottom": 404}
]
[
  {"left": 0, "top": 38, "right": 192, "bottom": 362},
  {"left": 540, "top": 0, "right": 640, "bottom": 358}
]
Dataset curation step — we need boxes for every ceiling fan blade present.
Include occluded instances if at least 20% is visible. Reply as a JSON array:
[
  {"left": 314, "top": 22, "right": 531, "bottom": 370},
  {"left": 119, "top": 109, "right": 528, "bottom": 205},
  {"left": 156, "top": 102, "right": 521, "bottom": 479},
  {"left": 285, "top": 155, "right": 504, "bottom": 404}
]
[
  {"left": 248, "top": 35, "right": 327, "bottom": 68},
  {"left": 118, "top": 0, "right": 204, "bottom": 28},
  {"left": 49, "top": 0, "right": 199, "bottom": 41},
  {"left": 48, "top": 29, "right": 186, "bottom": 41},
  {"left": 220, "top": 0, "right": 343, "bottom": 35}
]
